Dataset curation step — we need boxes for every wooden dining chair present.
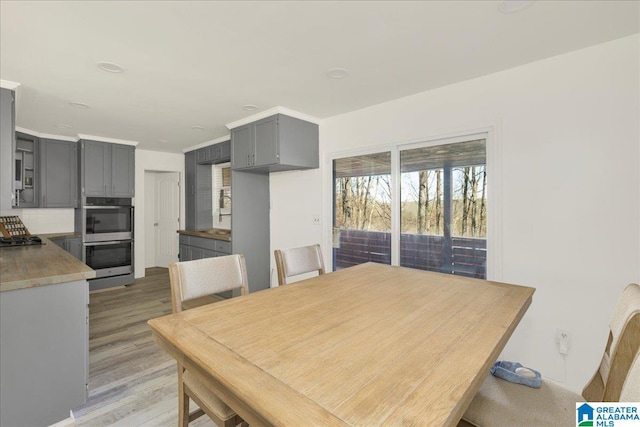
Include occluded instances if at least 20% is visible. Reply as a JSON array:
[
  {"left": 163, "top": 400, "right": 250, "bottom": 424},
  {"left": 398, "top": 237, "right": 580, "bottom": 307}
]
[
  {"left": 168, "top": 255, "right": 249, "bottom": 427},
  {"left": 460, "top": 283, "right": 640, "bottom": 427},
  {"left": 274, "top": 244, "right": 325, "bottom": 286}
]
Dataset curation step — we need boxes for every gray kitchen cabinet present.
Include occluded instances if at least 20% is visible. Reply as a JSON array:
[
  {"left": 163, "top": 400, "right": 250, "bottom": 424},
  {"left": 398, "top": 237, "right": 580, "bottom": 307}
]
[
  {"left": 179, "top": 243, "right": 191, "bottom": 262},
  {"left": 81, "top": 140, "right": 135, "bottom": 198},
  {"left": 111, "top": 144, "right": 135, "bottom": 197},
  {"left": 184, "top": 151, "right": 213, "bottom": 230},
  {"left": 231, "top": 114, "right": 318, "bottom": 173},
  {"left": 14, "top": 132, "right": 39, "bottom": 208},
  {"left": 196, "top": 164, "right": 212, "bottom": 228},
  {"left": 178, "top": 234, "right": 230, "bottom": 262},
  {"left": 185, "top": 152, "right": 197, "bottom": 229},
  {"left": 67, "top": 237, "right": 82, "bottom": 260},
  {"left": 1, "top": 278, "right": 89, "bottom": 426},
  {"left": 40, "top": 139, "right": 77, "bottom": 208},
  {"left": 197, "top": 140, "right": 231, "bottom": 165},
  {"left": 0, "top": 88, "right": 15, "bottom": 211},
  {"left": 231, "top": 171, "right": 270, "bottom": 292},
  {"left": 83, "top": 140, "right": 109, "bottom": 197},
  {"left": 231, "top": 124, "right": 253, "bottom": 170},
  {"left": 50, "top": 236, "right": 82, "bottom": 260}
]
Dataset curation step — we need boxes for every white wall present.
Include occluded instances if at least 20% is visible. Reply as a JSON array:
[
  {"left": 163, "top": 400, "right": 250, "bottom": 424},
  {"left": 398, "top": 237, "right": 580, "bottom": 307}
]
[
  {"left": 135, "top": 149, "right": 184, "bottom": 278},
  {"left": 270, "top": 35, "right": 640, "bottom": 392}
]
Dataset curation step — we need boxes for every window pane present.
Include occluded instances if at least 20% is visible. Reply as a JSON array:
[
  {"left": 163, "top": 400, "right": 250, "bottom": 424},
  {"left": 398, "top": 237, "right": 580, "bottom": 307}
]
[
  {"left": 333, "top": 152, "right": 391, "bottom": 270},
  {"left": 400, "top": 140, "right": 486, "bottom": 279}
]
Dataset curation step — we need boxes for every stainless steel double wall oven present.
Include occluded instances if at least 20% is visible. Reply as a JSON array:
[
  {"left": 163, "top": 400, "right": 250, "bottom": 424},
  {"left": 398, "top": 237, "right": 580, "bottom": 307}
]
[{"left": 81, "top": 197, "right": 134, "bottom": 290}]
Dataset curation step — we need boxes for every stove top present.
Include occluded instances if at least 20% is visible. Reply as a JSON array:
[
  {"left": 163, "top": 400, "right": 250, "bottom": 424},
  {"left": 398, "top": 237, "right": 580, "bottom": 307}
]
[{"left": 0, "top": 236, "right": 43, "bottom": 248}]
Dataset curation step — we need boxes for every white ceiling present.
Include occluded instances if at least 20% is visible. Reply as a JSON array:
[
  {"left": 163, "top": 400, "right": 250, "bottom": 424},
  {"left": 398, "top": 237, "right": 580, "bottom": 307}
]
[{"left": 1, "top": 1, "right": 638, "bottom": 152}]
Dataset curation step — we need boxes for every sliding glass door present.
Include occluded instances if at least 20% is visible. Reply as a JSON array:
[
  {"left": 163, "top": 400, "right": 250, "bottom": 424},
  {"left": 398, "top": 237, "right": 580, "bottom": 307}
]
[
  {"left": 400, "top": 139, "right": 486, "bottom": 278},
  {"left": 332, "top": 152, "right": 392, "bottom": 270},
  {"left": 332, "top": 136, "right": 487, "bottom": 278}
]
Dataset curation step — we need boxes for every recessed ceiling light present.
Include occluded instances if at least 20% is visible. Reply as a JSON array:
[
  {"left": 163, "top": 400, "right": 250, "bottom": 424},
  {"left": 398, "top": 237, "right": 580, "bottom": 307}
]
[
  {"left": 191, "top": 126, "right": 205, "bottom": 131},
  {"left": 242, "top": 104, "right": 258, "bottom": 111},
  {"left": 97, "top": 61, "right": 124, "bottom": 73},
  {"left": 69, "top": 102, "right": 90, "bottom": 109},
  {"left": 160, "top": 139, "right": 169, "bottom": 144},
  {"left": 56, "top": 124, "right": 73, "bottom": 129},
  {"left": 498, "top": 0, "right": 534, "bottom": 14},
  {"left": 326, "top": 68, "right": 349, "bottom": 79}
]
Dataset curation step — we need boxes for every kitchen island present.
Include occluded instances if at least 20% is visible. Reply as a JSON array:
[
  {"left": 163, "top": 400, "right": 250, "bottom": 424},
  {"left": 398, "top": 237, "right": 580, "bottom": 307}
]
[{"left": 0, "top": 237, "right": 95, "bottom": 426}]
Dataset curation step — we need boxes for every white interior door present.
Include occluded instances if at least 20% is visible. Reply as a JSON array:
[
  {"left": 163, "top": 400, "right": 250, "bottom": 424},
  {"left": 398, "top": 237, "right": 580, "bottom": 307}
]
[{"left": 155, "top": 172, "right": 180, "bottom": 268}]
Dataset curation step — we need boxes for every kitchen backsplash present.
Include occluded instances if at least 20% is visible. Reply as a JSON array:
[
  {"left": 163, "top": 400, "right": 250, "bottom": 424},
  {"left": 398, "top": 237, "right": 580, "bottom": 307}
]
[{"left": 0, "top": 208, "right": 75, "bottom": 234}]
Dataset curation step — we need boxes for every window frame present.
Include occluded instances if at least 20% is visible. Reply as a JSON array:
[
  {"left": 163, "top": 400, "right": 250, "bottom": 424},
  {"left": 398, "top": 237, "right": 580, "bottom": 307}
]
[{"left": 324, "top": 127, "right": 502, "bottom": 281}]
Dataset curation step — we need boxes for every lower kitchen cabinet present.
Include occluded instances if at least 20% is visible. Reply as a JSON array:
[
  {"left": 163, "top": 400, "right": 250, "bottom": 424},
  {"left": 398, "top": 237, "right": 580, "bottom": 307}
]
[
  {"left": 178, "top": 235, "right": 230, "bottom": 262},
  {"left": 51, "top": 236, "right": 82, "bottom": 260},
  {"left": 0, "top": 279, "right": 89, "bottom": 426}
]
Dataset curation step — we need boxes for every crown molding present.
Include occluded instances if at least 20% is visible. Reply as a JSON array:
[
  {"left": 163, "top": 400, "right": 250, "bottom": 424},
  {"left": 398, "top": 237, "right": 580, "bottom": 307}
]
[
  {"left": 225, "top": 106, "right": 321, "bottom": 130},
  {"left": 0, "top": 80, "right": 21, "bottom": 90},
  {"left": 15, "top": 126, "right": 79, "bottom": 142},
  {"left": 77, "top": 134, "right": 139, "bottom": 146},
  {"left": 183, "top": 134, "right": 230, "bottom": 153}
]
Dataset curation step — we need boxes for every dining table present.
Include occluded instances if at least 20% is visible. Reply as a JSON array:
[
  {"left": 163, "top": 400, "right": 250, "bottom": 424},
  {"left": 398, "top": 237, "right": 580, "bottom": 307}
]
[{"left": 148, "top": 262, "right": 535, "bottom": 426}]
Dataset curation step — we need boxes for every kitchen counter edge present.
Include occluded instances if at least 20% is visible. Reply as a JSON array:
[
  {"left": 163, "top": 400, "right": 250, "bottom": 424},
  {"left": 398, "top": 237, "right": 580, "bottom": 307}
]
[
  {"left": 177, "top": 229, "right": 231, "bottom": 242},
  {"left": 0, "top": 237, "right": 95, "bottom": 293}
]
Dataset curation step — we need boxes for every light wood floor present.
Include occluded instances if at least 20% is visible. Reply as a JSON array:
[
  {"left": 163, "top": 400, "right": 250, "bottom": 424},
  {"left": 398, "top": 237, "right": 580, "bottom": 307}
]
[{"left": 52, "top": 268, "right": 217, "bottom": 427}]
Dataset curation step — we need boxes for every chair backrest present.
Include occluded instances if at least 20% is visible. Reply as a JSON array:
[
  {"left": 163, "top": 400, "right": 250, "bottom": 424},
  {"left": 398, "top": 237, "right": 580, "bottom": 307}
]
[
  {"left": 274, "top": 244, "right": 325, "bottom": 286},
  {"left": 168, "top": 254, "right": 249, "bottom": 313},
  {"left": 583, "top": 283, "right": 640, "bottom": 401}
]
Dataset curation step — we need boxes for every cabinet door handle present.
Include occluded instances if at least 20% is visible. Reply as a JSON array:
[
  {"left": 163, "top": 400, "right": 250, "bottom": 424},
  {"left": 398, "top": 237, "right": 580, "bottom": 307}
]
[
  {"left": 104, "top": 184, "right": 107, "bottom": 195},
  {"left": 247, "top": 154, "right": 250, "bottom": 167},
  {"left": 252, "top": 153, "right": 255, "bottom": 166}
]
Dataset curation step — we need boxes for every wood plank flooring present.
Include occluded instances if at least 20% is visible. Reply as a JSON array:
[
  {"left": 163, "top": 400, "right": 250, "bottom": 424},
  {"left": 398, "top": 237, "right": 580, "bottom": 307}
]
[{"left": 52, "top": 268, "right": 217, "bottom": 427}]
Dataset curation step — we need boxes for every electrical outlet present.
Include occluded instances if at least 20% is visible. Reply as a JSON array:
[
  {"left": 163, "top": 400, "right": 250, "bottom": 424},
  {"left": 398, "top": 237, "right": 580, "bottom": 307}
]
[
  {"left": 312, "top": 215, "right": 320, "bottom": 225},
  {"left": 555, "top": 328, "right": 572, "bottom": 355}
]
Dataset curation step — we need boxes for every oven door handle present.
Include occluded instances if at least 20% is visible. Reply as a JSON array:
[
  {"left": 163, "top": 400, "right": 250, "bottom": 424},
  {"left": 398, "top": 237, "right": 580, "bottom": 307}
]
[
  {"left": 83, "top": 206, "right": 129, "bottom": 209},
  {"left": 84, "top": 240, "right": 133, "bottom": 246}
]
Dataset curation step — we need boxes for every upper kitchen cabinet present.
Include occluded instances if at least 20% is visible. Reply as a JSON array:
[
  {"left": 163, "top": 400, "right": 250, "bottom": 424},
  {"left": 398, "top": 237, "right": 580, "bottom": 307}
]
[
  {"left": 231, "top": 114, "right": 318, "bottom": 173},
  {"left": 81, "top": 140, "right": 135, "bottom": 199},
  {"left": 196, "top": 140, "right": 230, "bottom": 165},
  {"left": 40, "top": 139, "right": 77, "bottom": 208},
  {"left": 14, "top": 132, "right": 39, "bottom": 208},
  {"left": 0, "top": 88, "right": 16, "bottom": 211},
  {"left": 111, "top": 144, "right": 135, "bottom": 197}
]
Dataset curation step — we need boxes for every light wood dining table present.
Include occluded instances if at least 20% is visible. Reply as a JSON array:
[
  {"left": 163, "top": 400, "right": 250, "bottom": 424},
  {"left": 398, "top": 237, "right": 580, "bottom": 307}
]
[{"left": 148, "top": 262, "right": 535, "bottom": 427}]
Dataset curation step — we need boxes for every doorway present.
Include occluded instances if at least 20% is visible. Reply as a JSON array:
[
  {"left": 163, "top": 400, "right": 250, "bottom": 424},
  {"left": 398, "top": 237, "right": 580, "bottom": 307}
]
[{"left": 144, "top": 171, "right": 180, "bottom": 268}]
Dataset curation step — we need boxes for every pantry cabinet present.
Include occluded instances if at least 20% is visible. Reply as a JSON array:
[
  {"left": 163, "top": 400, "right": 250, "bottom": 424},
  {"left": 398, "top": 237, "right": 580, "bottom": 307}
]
[{"left": 184, "top": 152, "right": 213, "bottom": 230}]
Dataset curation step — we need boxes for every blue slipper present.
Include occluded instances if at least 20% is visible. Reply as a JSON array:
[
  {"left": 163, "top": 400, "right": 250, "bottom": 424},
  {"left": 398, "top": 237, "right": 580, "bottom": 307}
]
[{"left": 490, "top": 360, "right": 542, "bottom": 388}]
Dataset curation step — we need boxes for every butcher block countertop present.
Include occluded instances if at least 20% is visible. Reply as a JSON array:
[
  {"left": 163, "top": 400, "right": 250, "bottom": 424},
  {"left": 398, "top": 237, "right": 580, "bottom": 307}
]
[
  {"left": 177, "top": 228, "right": 231, "bottom": 242},
  {"left": 0, "top": 237, "right": 95, "bottom": 293}
]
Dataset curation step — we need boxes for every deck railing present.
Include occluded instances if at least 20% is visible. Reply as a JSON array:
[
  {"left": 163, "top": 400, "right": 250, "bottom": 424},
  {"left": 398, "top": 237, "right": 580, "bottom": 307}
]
[{"left": 333, "top": 229, "right": 486, "bottom": 279}]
